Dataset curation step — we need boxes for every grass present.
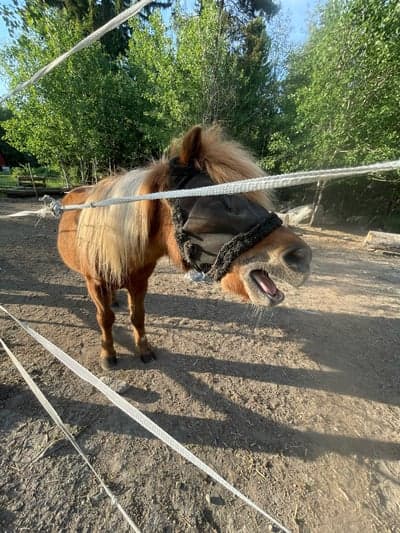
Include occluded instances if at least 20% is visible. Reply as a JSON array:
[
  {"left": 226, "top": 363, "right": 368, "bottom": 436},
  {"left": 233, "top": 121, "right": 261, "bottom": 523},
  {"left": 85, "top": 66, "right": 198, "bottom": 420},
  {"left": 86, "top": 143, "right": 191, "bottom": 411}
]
[{"left": 0, "top": 173, "right": 66, "bottom": 190}]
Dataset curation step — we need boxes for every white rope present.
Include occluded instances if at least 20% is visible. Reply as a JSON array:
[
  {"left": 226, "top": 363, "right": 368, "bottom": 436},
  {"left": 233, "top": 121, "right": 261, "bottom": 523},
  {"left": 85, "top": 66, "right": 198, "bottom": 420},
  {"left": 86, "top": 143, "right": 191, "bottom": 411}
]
[
  {"left": 1, "top": 160, "right": 400, "bottom": 219},
  {"left": 0, "top": 304, "right": 291, "bottom": 533},
  {"left": 0, "top": 206, "right": 54, "bottom": 219},
  {"left": 60, "top": 159, "right": 400, "bottom": 213},
  {"left": 0, "top": 0, "right": 153, "bottom": 103},
  {"left": 0, "top": 337, "right": 141, "bottom": 533},
  {"left": 0, "top": 195, "right": 61, "bottom": 219}
]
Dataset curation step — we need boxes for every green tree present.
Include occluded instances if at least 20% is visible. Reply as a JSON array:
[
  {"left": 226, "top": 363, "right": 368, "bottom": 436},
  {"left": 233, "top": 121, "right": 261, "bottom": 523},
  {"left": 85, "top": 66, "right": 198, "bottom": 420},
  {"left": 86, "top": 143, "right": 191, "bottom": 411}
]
[
  {"left": 174, "top": 2, "right": 237, "bottom": 126},
  {"left": 268, "top": 0, "right": 400, "bottom": 227},
  {"left": 276, "top": 0, "right": 400, "bottom": 170},
  {"left": 1, "top": 0, "right": 280, "bottom": 179},
  {"left": 0, "top": 107, "right": 35, "bottom": 167},
  {"left": 230, "top": 17, "right": 277, "bottom": 155},
  {"left": 0, "top": 0, "right": 172, "bottom": 58},
  {"left": 126, "top": 1, "right": 278, "bottom": 157},
  {"left": 1, "top": 11, "right": 142, "bottom": 180}
]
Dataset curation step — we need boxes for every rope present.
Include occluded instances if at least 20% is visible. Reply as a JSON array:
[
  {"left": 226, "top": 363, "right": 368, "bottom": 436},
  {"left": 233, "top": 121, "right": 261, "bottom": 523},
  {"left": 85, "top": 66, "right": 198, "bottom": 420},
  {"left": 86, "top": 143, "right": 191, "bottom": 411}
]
[
  {"left": 60, "top": 159, "right": 400, "bottom": 213},
  {"left": 0, "top": 0, "right": 153, "bottom": 103},
  {"left": 0, "top": 337, "right": 141, "bottom": 532},
  {"left": 0, "top": 304, "right": 291, "bottom": 533},
  {"left": 0, "top": 195, "right": 61, "bottom": 219},
  {"left": 1, "top": 160, "right": 400, "bottom": 219}
]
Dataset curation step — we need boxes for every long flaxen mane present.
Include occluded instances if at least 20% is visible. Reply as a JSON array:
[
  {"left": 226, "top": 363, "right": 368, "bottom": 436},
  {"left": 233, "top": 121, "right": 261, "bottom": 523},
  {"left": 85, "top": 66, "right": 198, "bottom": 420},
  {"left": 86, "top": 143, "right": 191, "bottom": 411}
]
[{"left": 77, "top": 125, "right": 274, "bottom": 285}]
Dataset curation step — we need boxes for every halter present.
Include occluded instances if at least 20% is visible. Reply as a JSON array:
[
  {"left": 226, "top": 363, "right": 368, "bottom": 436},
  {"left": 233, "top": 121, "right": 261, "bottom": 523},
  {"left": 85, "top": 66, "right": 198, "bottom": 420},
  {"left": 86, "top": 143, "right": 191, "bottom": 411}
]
[{"left": 168, "top": 158, "right": 282, "bottom": 281}]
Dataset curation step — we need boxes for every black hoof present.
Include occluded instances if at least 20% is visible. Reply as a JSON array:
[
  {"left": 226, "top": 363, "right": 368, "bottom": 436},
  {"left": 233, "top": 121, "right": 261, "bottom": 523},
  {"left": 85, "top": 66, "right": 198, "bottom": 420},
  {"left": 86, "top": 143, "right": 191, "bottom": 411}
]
[
  {"left": 100, "top": 355, "right": 117, "bottom": 370},
  {"left": 140, "top": 351, "right": 157, "bottom": 364}
]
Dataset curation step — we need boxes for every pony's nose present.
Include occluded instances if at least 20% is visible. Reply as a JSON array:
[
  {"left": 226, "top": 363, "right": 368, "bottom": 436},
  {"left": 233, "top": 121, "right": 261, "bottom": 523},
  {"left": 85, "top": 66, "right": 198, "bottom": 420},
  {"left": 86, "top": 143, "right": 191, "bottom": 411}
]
[{"left": 282, "top": 245, "right": 312, "bottom": 274}]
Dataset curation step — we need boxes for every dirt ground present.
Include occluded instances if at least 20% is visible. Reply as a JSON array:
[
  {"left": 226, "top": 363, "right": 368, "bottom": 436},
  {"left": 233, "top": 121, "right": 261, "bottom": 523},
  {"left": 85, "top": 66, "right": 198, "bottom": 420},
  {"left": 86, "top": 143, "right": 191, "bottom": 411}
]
[{"left": 0, "top": 199, "right": 399, "bottom": 533}]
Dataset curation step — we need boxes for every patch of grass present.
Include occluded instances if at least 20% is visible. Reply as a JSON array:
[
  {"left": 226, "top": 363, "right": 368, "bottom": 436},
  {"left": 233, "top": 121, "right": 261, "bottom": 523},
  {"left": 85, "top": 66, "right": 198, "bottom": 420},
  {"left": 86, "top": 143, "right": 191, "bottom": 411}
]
[{"left": 0, "top": 174, "right": 66, "bottom": 190}]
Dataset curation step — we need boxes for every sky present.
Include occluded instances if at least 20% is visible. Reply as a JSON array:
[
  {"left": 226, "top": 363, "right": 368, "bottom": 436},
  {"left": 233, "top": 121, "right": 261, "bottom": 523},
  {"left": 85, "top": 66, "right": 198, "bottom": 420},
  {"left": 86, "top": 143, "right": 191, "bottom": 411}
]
[
  {"left": 279, "top": 0, "right": 322, "bottom": 45},
  {"left": 0, "top": 0, "right": 324, "bottom": 99}
]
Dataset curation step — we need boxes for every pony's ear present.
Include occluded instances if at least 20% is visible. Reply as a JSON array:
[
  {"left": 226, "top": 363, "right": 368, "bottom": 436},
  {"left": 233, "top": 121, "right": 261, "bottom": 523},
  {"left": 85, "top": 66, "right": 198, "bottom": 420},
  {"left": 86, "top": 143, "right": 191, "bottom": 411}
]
[{"left": 179, "top": 125, "right": 203, "bottom": 166}]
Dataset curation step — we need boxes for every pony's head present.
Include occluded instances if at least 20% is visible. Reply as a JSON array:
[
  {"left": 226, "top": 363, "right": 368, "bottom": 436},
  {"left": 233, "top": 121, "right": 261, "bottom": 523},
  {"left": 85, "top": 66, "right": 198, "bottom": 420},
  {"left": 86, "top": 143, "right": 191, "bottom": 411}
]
[{"left": 165, "top": 125, "right": 312, "bottom": 307}]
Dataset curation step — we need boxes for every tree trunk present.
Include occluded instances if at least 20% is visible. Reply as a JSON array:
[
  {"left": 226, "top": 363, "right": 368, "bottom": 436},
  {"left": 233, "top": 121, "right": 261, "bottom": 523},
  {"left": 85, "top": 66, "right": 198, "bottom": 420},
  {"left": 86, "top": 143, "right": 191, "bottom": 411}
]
[
  {"left": 60, "top": 163, "right": 71, "bottom": 189},
  {"left": 363, "top": 231, "right": 400, "bottom": 254},
  {"left": 27, "top": 163, "right": 38, "bottom": 200},
  {"left": 310, "top": 180, "right": 326, "bottom": 226}
]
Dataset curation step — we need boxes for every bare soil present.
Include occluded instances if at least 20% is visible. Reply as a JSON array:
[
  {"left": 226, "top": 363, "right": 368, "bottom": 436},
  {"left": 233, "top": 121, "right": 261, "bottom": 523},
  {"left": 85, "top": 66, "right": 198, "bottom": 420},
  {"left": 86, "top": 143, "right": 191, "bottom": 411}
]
[{"left": 0, "top": 199, "right": 399, "bottom": 533}]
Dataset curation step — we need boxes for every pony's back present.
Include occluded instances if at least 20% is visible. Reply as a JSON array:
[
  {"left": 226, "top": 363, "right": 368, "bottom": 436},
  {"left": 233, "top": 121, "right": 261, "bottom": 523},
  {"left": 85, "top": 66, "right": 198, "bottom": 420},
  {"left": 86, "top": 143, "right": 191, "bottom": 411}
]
[{"left": 76, "top": 170, "right": 151, "bottom": 284}]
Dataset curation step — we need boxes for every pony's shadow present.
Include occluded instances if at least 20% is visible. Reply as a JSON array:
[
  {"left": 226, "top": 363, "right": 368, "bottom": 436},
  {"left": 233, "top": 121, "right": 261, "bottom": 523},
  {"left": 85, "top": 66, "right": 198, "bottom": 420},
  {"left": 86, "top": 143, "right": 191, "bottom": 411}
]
[
  {"left": 141, "top": 293, "right": 399, "bottom": 405},
  {"left": 1, "top": 217, "right": 399, "bottom": 462},
  {"left": 1, "top": 368, "right": 399, "bottom": 463},
  {"left": 78, "top": 297, "right": 400, "bottom": 462}
]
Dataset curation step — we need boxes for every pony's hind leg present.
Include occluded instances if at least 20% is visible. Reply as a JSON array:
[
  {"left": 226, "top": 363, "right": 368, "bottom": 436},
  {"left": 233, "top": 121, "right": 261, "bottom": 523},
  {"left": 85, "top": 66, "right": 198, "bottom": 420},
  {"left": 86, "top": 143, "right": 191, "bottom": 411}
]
[
  {"left": 127, "top": 269, "right": 156, "bottom": 363},
  {"left": 86, "top": 278, "right": 117, "bottom": 370}
]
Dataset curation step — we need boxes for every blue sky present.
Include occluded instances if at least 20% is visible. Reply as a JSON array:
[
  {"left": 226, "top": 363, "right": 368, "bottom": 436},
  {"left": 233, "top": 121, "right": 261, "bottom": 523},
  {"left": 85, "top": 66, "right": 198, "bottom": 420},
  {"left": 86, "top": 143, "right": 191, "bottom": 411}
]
[
  {"left": 281, "top": 0, "right": 323, "bottom": 45},
  {"left": 0, "top": 0, "right": 324, "bottom": 99}
]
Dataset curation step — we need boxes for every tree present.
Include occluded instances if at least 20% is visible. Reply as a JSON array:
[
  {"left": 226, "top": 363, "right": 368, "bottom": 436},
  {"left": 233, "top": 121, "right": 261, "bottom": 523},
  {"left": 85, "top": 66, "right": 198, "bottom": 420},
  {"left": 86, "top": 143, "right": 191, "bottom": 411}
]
[
  {"left": 276, "top": 0, "right": 400, "bottom": 170},
  {"left": 0, "top": 11, "right": 142, "bottom": 180},
  {"left": 218, "top": 0, "right": 278, "bottom": 23},
  {"left": 0, "top": 0, "right": 281, "bottom": 180},
  {"left": 0, "top": 0, "right": 172, "bottom": 58},
  {"left": 0, "top": 107, "right": 36, "bottom": 167},
  {"left": 268, "top": 0, "right": 400, "bottom": 226},
  {"left": 125, "top": 1, "right": 279, "bottom": 157},
  {"left": 230, "top": 17, "right": 277, "bottom": 155}
]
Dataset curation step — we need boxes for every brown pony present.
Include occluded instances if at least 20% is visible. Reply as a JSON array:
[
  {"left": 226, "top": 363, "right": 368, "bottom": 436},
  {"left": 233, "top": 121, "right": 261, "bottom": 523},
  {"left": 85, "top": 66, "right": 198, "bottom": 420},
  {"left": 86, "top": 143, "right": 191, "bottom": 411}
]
[{"left": 57, "top": 126, "right": 311, "bottom": 370}]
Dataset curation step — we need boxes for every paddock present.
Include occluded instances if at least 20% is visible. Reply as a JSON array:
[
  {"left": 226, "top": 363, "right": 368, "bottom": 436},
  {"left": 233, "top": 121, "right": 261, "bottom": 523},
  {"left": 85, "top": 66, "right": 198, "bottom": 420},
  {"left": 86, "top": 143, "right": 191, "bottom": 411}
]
[{"left": 0, "top": 198, "right": 399, "bottom": 532}]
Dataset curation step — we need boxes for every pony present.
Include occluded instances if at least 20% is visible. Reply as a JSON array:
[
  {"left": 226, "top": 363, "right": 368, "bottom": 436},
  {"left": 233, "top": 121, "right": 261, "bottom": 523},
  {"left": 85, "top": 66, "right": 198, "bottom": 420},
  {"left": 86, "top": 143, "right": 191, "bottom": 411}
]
[{"left": 57, "top": 125, "right": 312, "bottom": 370}]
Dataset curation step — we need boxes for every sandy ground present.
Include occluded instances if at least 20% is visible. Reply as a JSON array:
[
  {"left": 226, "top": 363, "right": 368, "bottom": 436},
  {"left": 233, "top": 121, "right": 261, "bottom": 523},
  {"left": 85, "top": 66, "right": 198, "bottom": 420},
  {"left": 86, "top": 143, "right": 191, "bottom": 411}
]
[{"left": 0, "top": 199, "right": 399, "bottom": 533}]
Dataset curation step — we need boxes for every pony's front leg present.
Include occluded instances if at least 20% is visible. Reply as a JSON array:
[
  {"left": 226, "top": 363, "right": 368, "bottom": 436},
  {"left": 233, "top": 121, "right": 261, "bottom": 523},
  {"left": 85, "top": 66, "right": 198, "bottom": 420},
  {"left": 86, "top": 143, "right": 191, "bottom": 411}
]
[
  {"left": 86, "top": 278, "right": 117, "bottom": 370},
  {"left": 127, "top": 275, "right": 155, "bottom": 363}
]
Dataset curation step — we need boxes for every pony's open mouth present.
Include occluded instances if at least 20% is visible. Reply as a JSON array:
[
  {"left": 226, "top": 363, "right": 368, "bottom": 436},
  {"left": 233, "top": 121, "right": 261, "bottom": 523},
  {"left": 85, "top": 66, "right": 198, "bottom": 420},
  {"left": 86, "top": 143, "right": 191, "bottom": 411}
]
[{"left": 249, "top": 269, "right": 285, "bottom": 305}]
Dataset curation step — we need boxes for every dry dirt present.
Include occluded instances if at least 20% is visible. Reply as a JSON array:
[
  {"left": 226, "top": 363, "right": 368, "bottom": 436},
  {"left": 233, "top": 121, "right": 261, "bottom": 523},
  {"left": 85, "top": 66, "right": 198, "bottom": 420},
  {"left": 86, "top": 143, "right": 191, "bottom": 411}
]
[{"left": 0, "top": 199, "right": 399, "bottom": 533}]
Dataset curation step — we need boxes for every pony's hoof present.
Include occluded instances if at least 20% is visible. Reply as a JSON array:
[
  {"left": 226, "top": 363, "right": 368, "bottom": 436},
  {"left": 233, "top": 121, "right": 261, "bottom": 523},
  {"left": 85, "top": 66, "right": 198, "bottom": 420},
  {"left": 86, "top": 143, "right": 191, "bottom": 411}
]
[
  {"left": 100, "top": 355, "right": 117, "bottom": 370},
  {"left": 140, "top": 351, "right": 156, "bottom": 364}
]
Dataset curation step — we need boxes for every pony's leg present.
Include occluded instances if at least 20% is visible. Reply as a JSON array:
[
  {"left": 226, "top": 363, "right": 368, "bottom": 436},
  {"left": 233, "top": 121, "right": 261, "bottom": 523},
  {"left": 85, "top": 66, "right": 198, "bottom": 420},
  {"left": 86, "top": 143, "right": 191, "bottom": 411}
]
[
  {"left": 86, "top": 278, "right": 117, "bottom": 370},
  {"left": 127, "top": 268, "right": 155, "bottom": 363}
]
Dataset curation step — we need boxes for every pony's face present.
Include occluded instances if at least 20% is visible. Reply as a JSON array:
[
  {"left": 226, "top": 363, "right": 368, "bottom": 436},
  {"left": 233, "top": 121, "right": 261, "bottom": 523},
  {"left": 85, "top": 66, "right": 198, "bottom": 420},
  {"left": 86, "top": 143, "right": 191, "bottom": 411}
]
[
  {"left": 167, "top": 124, "right": 312, "bottom": 307},
  {"left": 220, "top": 226, "right": 312, "bottom": 307}
]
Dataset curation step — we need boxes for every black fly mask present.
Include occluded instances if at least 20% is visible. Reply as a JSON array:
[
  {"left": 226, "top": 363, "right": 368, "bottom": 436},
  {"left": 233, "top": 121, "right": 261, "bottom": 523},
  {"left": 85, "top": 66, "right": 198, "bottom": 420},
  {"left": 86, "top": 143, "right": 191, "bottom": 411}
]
[{"left": 168, "top": 158, "right": 282, "bottom": 281}]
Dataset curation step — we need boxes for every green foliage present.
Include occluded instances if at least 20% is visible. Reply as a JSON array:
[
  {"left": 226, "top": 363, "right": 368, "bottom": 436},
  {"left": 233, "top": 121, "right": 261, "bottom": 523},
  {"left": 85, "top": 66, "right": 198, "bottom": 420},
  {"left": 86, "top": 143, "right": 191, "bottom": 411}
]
[
  {"left": 230, "top": 17, "right": 277, "bottom": 154},
  {"left": 222, "top": 0, "right": 278, "bottom": 22},
  {"left": 126, "top": 1, "right": 278, "bottom": 155},
  {"left": 274, "top": 0, "right": 400, "bottom": 172},
  {"left": 0, "top": 0, "right": 279, "bottom": 178},
  {"left": 262, "top": 0, "right": 400, "bottom": 228},
  {"left": 174, "top": 2, "right": 237, "bottom": 126},
  {"left": 1, "top": 11, "right": 144, "bottom": 180},
  {"left": 0, "top": 0, "right": 172, "bottom": 57},
  {"left": 0, "top": 106, "right": 35, "bottom": 167},
  {"left": 127, "top": 12, "right": 180, "bottom": 154}
]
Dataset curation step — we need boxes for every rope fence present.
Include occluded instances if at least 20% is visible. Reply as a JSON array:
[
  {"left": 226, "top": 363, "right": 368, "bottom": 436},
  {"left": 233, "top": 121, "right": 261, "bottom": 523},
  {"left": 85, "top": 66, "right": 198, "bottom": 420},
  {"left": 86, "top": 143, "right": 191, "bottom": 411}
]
[
  {"left": 1, "top": 159, "right": 400, "bottom": 220},
  {"left": 0, "top": 304, "right": 291, "bottom": 533},
  {"left": 0, "top": 337, "right": 141, "bottom": 532}
]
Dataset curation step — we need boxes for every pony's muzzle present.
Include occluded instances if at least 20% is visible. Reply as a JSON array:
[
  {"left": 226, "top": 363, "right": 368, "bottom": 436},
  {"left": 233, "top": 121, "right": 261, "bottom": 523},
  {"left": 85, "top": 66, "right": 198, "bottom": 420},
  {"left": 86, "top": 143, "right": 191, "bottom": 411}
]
[{"left": 281, "top": 245, "right": 312, "bottom": 275}]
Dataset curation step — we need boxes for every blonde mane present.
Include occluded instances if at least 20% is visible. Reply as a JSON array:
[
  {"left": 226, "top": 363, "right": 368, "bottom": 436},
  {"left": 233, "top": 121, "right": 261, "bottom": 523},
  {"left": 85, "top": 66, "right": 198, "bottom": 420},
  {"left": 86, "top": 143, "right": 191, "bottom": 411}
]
[
  {"left": 77, "top": 126, "right": 273, "bottom": 285},
  {"left": 77, "top": 169, "right": 151, "bottom": 284}
]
